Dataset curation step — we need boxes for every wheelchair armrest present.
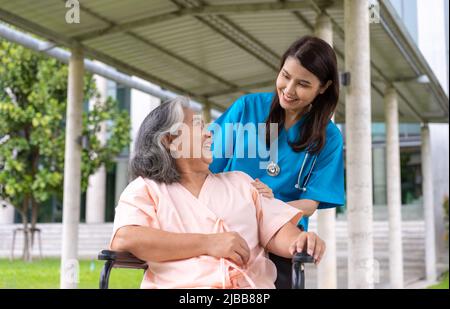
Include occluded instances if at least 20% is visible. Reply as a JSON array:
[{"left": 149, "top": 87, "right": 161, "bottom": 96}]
[
  {"left": 98, "top": 250, "right": 148, "bottom": 289},
  {"left": 98, "top": 250, "right": 148, "bottom": 270}
]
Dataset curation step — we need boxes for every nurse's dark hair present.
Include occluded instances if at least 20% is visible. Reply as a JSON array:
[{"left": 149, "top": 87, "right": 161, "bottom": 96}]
[
  {"left": 130, "top": 96, "right": 189, "bottom": 184},
  {"left": 265, "top": 35, "right": 339, "bottom": 154}
]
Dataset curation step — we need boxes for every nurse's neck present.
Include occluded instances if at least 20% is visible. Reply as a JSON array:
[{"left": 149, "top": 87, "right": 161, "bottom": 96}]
[{"left": 284, "top": 107, "right": 307, "bottom": 130}]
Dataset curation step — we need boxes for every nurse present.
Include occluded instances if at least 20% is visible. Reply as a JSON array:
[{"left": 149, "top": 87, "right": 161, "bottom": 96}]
[{"left": 209, "top": 36, "right": 345, "bottom": 288}]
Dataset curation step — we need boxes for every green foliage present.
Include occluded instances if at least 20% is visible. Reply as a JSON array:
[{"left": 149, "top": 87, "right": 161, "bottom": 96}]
[
  {"left": 80, "top": 96, "right": 131, "bottom": 191},
  {"left": 0, "top": 39, "right": 130, "bottom": 216}
]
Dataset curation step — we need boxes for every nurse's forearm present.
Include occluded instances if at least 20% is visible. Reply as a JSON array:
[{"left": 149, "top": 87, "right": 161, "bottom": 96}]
[
  {"left": 111, "top": 225, "right": 210, "bottom": 262},
  {"left": 287, "top": 199, "right": 319, "bottom": 217}
]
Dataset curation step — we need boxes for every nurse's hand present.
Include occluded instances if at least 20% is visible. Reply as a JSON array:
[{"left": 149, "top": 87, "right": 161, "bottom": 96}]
[
  {"left": 205, "top": 232, "right": 250, "bottom": 267},
  {"left": 251, "top": 178, "right": 274, "bottom": 199},
  {"left": 288, "top": 231, "right": 326, "bottom": 265}
]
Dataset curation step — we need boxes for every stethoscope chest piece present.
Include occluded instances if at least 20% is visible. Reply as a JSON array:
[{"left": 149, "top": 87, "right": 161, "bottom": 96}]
[
  {"left": 266, "top": 161, "right": 280, "bottom": 177},
  {"left": 294, "top": 183, "right": 307, "bottom": 192}
]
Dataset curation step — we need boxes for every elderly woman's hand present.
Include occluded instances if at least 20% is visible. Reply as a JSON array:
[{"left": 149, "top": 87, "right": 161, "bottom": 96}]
[
  {"left": 205, "top": 232, "right": 251, "bottom": 268},
  {"left": 251, "top": 178, "right": 274, "bottom": 199},
  {"left": 288, "top": 231, "right": 326, "bottom": 265}
]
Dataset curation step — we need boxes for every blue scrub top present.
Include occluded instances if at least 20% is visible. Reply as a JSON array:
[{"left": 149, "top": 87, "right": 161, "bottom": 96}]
[{"left": 208, "top": 92, "right": 345, "bottom": 231}]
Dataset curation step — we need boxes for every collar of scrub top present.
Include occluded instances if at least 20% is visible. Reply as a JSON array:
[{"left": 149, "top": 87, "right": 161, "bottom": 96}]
[{"left": 294, "top": 152, "right": 318, "bottom": 192}]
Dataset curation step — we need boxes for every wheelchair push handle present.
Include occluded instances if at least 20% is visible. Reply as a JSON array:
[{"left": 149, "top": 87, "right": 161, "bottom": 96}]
[{"left": 291, "top": 251, "right": 314, "bottom": 289}]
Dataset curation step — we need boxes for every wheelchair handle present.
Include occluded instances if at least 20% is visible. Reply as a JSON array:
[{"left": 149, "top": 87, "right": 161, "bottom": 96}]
[{"left": 291, "top": 252, "right": 314, "bottom": 289}]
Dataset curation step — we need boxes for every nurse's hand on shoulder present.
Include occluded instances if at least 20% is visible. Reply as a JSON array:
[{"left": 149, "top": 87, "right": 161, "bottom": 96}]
[
  {"left": 251, "top": 178, "right": 274, "bottom": 199},
  {"left": 288, "top": 231, "right": 326, "bottom": 265},
  {"left": 205, "top": 232, "right": 250, "bottom": 268}
]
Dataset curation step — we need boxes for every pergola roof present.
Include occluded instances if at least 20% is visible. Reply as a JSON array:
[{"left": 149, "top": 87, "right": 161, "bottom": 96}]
[{"left": 0, "top": 0, "right": 448, "bottom": 123}]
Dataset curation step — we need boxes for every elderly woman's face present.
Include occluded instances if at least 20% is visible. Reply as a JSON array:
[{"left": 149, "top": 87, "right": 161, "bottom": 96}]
[{"left": 169, "top": 108, "right": 212, "bottom": 165}]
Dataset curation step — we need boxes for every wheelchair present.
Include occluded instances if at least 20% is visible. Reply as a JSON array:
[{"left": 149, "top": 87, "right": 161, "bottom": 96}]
[{"left": 98, "top": 250, "right": 314, "bottom": 289}]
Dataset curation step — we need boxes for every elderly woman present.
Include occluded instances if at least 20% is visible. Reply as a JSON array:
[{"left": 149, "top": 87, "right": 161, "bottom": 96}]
[{"left": 110, "top": 97, "right": 325, "bottom": 289}]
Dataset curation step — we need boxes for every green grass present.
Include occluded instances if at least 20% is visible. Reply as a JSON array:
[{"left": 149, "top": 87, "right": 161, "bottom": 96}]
[
  {"left": 428, "top": 271, "right": 449, "bottom": 289},
  {"left": 0, "top": 258, "right": 143, "bottom": 289}
]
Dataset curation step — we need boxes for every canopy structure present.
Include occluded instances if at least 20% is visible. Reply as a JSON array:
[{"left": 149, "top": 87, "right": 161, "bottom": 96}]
[
  {"left": 0, "top": 0, "right": 447, "bottom": 122},
  {"left": 1, "top": 0, "right": 448, "bottom": 289}
]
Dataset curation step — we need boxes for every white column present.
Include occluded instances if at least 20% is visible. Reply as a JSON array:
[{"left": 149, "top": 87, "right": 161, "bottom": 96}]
[
  {"left": 429, "top": 124, "right": 449, "bottom": 261},
  {"left": 202, "top": 101, "right": 212, "bottom": 124},
  {"left": 384, "top": 86, "right": 404, "bottom": 288},
  {"left": 0, "top": 201, "right": 15, "bottom": 224},
  {"left": 421, "top": 124, "right": 437, "bottom": 282},
  {"left": 60, "top": 47, "right": 84, "bottom": 289},
  {"left": 85, "top": 74, "right": 108, "bottom": 223},
  {"left": 314, "top": 12, "right": 337, "bottom": 289},
  {"left": 344, "top": 0, "right": 375, "bottom": 289},
  {"left": 314, "top": 13, "right": 333, "bottom": 46}
]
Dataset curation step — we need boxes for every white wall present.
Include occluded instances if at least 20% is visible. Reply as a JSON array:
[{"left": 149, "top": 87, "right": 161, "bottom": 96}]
[
  {"left": 0, "top": 201, "right": 15, "bottom": 224},
  {"left": 417, "top": 0, "right": 449, "bottom": 259},
  {"left": 130, "top": 77, "right": 162, "bottom": 154},
  {"left": 417, "top": 0, "right": 449, "bottom": 94}
]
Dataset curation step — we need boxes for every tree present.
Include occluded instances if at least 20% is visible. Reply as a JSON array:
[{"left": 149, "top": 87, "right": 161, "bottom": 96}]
[{"left": 0, "top": 39, "right": 131, "bottom": 261}]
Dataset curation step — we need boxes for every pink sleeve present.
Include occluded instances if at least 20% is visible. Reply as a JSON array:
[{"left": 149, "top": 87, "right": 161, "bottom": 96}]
[
  {"left": 252, "top": 190, "right": 303, "bottom": 248},
  {"left": 109, "top": 177, "right": 159, "bottom": 249}
]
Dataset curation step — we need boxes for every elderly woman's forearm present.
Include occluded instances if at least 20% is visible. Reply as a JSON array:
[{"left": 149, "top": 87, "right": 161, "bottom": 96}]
[
  {"left": 111, "top": 225, "right": 209, "bottom": 262},
  {"left": 266, "top": 222, "right": 300, "bottom": 258}
]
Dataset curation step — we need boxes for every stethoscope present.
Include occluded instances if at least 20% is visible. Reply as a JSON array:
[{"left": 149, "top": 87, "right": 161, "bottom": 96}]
[{"left": 266, "top": 152, "right": 317, "bottom": 192}]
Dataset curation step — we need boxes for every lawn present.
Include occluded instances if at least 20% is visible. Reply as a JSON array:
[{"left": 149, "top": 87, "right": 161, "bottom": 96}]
[
  {"left": 0, "top": 258, "right": 143, "bottom": 289},
  {"left": 428, "top": 271, "right": 449, "bottom": 289}
]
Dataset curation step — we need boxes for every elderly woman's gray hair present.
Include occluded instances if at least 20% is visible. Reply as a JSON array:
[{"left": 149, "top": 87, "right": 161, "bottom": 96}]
[{"left": 130, "top": 96, "right": 189, "bottom": 183}]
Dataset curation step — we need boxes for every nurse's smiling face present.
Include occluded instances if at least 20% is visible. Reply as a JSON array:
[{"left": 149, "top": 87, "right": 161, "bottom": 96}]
[{"left": 276, "top": 56, "right": 328, "bottom": 116}]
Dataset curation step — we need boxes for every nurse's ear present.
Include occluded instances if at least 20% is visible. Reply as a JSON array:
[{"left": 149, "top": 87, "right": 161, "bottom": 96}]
[{"left": 319, "top": 80, "right": 333, "bottom": 95}]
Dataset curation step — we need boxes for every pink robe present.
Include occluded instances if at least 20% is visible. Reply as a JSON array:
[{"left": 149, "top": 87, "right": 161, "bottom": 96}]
[{"left": 110, "top": 171, "right": 302, "bottom": 289}]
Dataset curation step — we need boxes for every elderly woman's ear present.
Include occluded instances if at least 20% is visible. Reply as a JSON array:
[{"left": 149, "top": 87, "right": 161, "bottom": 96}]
[
  {"left": 162, "top": 134, "right": 174, "bottom": 150},
  {"left": 163, "top": 134, "right": 182, "bottom": 158}
]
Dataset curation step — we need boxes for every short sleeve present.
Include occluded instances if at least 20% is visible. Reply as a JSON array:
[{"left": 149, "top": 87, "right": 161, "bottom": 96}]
[
  {"left": 252, "top": 190, "right": 303, "bottom": 248},
  {"left": 109, "top": 177, "right": 160, "bottom": 248},
  {"left": 299, "top": 128, "right": 345, "bottom": 209},
  {"left": 208, "top": 96, "right": 245, "bottom": 173}
]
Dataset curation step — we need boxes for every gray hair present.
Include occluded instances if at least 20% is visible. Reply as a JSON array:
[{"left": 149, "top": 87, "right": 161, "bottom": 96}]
[{"left": 130, "top": 96, "right": 189, "bottom": 184}]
